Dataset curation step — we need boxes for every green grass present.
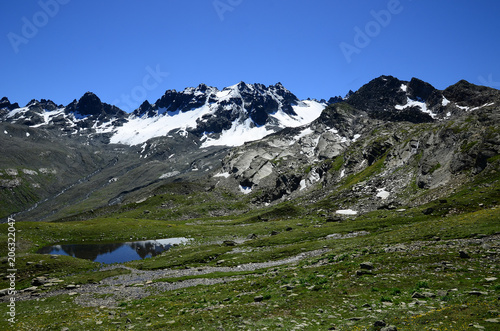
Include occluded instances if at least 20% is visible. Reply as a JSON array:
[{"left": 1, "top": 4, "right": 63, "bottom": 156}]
[{"left": 1, "top": 162, "right": 499, "bottom": 330}]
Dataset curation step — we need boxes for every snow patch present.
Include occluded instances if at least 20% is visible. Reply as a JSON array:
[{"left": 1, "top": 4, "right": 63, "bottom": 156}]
[
  {"left": 442, "top": 97, "right": 451, "bottom": 106},
  {"left": 395, "top": 97, "right": 437, "bottom": 119},
  {"left": 470, "top": 102, "right": 495, "bottom": 111},
  {"left": 376, "top": 188, "right": 390, "bottom": 200},
  {"left": 336, "top": 209, "right": 358, "bottom": 215},
  {"left": 201, "top": 118, "right": 274, "bottom": 148},
  {"left": 400, "top": 84, "right": 408, "bottom": 92},
  {"left": 299, "top": 179, "right": 307, "bottom": 191},
  {"left": 159, "top": 171, "right": 180, "bottom": 179},
  {"left": 239, "top": 185, "right": 252, "bottom": 194},
  {"left": 110, "top": 104, "right": 213, "bottom": 145},
  {"left": 290, "top": 127, "right": 314, "bottom": 145},
  {"left": 287, "top": 100, "right": 326, "bottom": 126},
  {"left": 213, "top": 172, "right": 231, "bottom": 178},
  {"left": 6, "top": 107, "right": 28, "bottom": 118}
]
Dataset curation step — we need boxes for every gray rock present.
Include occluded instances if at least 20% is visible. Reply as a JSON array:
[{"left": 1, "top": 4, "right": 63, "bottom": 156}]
[
  {"left": 32, "top": 276, "right": 47, "bottom": 286},
  {"left": 459, "top": 250, "right": 470, "bottom": 258},
  {"left": 254, "top": 295, "right": 264, "bottom": 302},
  {"left": 355, "top": 269, "right": 373, "bottom": 276},
  {"left": 360, "top": 262, "right": 374, "bottom": 270}
]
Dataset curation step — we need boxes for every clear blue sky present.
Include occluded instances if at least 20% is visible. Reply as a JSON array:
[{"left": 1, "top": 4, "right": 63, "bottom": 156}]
[{"left": 1, "top": 0, "right": 499, "bottom": 111}]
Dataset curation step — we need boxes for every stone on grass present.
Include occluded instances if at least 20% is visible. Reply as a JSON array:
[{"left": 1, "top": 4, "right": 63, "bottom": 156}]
[
  {"left": 459, "top": 251, "right": 470, "bottom": 258},
  {"left": 412, "top": 292, "right": 435, "bottom": 299},
  {"left": 254, "top": 295, "right": 264, "bottom": 302},
  {"left": 360, "top": 262, "right": 374, "bottom": 270},
  {"left": 355, "top": 270, "right": 373, "bottom": 276},
  {"left": 32, "top": 276, "right": 48, "bottom": 286}
]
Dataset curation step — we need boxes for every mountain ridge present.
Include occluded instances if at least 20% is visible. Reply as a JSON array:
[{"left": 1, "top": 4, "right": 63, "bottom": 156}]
[
  {"left": 1, "top": 82, "right": 328, "bottom": 147},
  {"left": 1, "top": 76, "right": 499, "bottom": 222}
]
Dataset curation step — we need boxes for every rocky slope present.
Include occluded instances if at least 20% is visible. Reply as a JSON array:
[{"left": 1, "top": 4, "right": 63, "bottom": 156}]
[
  {"left": 215, "top": 76, "right": 500, "bottom": 214},
  {"left": 0, "top": 82, "right": 326, "bottom": 221}
]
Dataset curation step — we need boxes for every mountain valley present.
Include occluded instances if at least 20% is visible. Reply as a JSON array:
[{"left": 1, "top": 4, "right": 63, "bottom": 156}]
[{"left": 0, "top": 76, "right": 499, "bottom": 330}]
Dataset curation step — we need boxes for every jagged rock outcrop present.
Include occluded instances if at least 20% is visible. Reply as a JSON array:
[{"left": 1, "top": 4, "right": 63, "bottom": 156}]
[{"left": 216, "top": 77, "right": 500, "bottom": 213}]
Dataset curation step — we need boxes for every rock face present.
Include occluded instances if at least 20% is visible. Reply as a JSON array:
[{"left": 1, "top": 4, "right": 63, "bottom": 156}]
[
  {"left": 0, "top": 97, "right": 20, "bottom": 111},
  {"left": 216, "top": 77, "right": 500, "bottom": 213},
  {"left": 346, "top": 75, "right": 453, "bottom": 123}
]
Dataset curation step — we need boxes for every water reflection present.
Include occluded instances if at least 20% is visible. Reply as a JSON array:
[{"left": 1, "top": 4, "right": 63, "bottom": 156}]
[{"left": 37, "top": 238, "right": 190, "bottom": 264}]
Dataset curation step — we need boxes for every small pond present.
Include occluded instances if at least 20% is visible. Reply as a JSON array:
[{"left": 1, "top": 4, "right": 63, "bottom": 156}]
[{"left": 36, "top": 238, "right": 191, "bottom": 264}]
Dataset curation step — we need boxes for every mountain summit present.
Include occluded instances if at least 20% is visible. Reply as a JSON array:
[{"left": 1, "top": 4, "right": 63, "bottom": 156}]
[{"left": 111, "top": 82, "right": 326, "bottom": 146}]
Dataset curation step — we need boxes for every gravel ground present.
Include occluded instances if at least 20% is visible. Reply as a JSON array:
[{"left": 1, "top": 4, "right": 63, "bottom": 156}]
[{"left": 9, "top": 248, "right": 330, "bottom": 307}]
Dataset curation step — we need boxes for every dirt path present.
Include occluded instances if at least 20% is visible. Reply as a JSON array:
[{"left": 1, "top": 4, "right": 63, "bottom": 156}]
[{"left": 10, "top": 248, "right": 330, "bottom": 307}]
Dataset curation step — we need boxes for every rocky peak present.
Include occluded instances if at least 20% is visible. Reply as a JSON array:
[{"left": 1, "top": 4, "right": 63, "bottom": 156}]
[
  {"left": 66, "top": 92, "right": 126, "bottom": 119},
  {"left": 346, "top": 75, "right": 437, "bottom": 123},
  {"left": 133, "top": 100, "right": 155, "bottom": 118},
  {"left": 26, "top": 99, "right": 59, "bottom": 112},
  {"left": 72, "top": 92, "right": 103, "bottom": 116},
  {"left": 154, "top": 87, "right": 210, "bottom": 114},
  {"left": 347, "top": 75, "right": 407, "bottom": 112},
  {"left": 328, "top": 96, "right": 344, "bottom": 104},
  {"left": 0, "top": 97, "right": 20, "bottom": 111},
  {"left": 407, "top": 78, "right": 437, "bottom": 101},
  {"left": 443, "top": 80, "right": 500, "bottom": 107}
]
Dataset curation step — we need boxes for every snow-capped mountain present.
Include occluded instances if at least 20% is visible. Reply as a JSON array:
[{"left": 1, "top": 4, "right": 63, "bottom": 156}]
[
  {"left": 111, "top": 82, "right": 326, "bottom": 146},
  {"left": 0, "top": 82, "right": 327, "bottom": 148}
]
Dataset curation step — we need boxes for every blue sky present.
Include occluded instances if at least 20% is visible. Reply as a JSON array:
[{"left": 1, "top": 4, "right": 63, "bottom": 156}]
[{"left": 1, "top": 0, "right": 499, "bottom": 111}]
